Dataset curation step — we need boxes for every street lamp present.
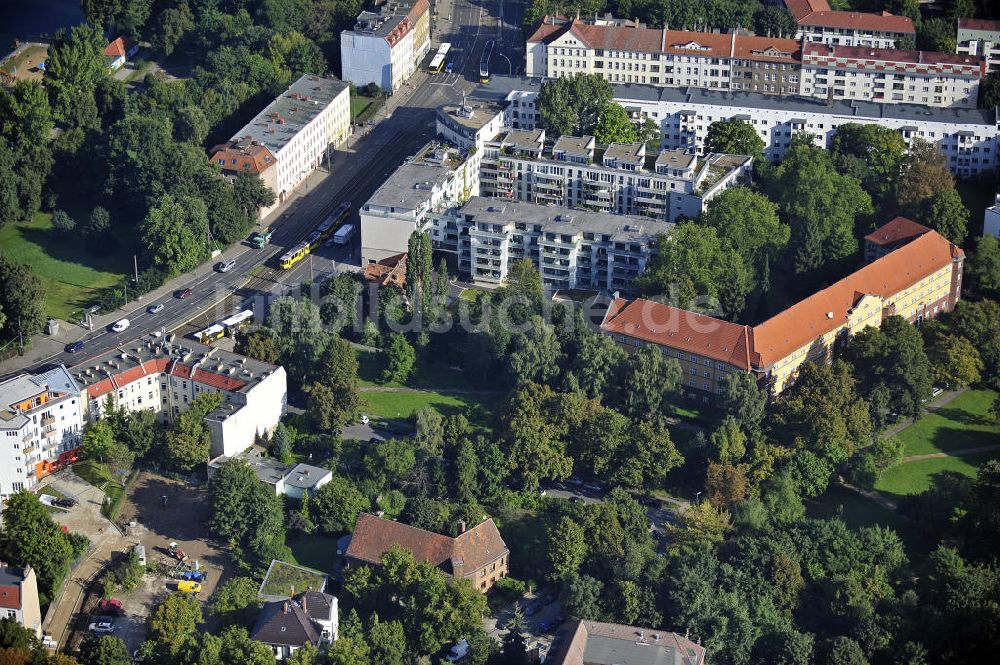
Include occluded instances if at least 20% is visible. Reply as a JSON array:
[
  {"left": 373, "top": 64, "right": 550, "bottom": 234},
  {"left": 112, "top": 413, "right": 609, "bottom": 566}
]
[
  {"left": 498, "top": 53, "right": 512, "bottom": 75},
  {"left": 694, "top": 491, "right": 702, "bottom": 504}
]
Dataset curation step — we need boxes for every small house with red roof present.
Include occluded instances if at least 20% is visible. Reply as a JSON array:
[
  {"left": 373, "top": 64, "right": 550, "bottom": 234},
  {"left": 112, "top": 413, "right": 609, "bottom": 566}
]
[
  {"left": 103, "top": 36, "right": 138, "bottom": 71},
  {"left": 344, "top": 513, "right": 509, "bottom": 592},
  {"left": 0, "top": 565, "right": 41, "bottom": 638}
]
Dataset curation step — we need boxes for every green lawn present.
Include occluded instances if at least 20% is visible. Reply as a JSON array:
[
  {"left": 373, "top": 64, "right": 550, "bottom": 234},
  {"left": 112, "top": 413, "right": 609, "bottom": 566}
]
[
  {"left": 355, "top": 348, "right": 480, "bottom": 391},
  {"left": 895, "top": 389, "right": 1000, "bottom": 456},
  {"left": 0, "top": 212, "right": 127, "bottom": 321},
  {"left": 73, "top": 458, "right": 130, "bottom": 520},
  {"left": 0, "top": 44, "right": 47, "bottom": 77},
  {"left": 362, "top": 389, "right": 493, "bottom": 424},
  {"left": 350, "top": 95, "right": 377, "bottom": 119},
  {"left": 876, "top": 451, "right": 998, "bottom": 497},
  {"left": 289, "top": 535, "right": 340, "bottom": 576},
  {"left": 260, "top": 560, "right": 328, "bottom": 598}
]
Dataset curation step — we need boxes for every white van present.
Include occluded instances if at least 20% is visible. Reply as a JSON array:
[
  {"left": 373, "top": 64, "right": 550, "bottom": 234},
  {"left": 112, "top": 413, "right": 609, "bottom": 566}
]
[{"left": 133, "top": 544, "right": 146, "bottom": 566}]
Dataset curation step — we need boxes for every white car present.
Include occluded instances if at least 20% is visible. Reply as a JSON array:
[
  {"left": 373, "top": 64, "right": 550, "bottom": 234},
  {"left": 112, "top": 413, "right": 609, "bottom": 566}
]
[
  {"left": 111, "top": 319, "right": 130, "bottom": 333},
  {"left": 446, "top": 640, "right": 469, "bottom": 663},
  {"left": 88, "top": 621, "right": 114, "bottom": 633},
  {"left": 360, "top": 414, "right": 370, "bottom": 424}
]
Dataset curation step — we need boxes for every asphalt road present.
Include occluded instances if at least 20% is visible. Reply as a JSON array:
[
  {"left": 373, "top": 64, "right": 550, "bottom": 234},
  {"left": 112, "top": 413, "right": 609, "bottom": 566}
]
[{"left": 14, "top": 5, "right": 516, "bottom": 377}]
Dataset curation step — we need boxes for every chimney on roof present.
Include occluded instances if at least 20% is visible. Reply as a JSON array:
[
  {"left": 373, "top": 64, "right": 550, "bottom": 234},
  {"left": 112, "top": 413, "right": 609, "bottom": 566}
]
[
  {"left": 283, "top": 601, "right": 289, "bottom": 613},
  {"left": 459, "top": 520, "right": 467, "bottom": 533},
  {"left": 302, "top": 594, "right": 307, "bottom": 613}
]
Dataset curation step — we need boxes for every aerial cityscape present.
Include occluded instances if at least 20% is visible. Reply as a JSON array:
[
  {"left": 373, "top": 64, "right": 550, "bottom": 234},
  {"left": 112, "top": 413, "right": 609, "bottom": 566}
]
[{"left": 1, "top": 0, "right": 999, "bottom": 664}]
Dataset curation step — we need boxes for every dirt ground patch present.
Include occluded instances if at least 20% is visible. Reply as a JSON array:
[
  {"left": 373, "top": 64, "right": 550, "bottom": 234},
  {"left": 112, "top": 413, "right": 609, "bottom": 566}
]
[{"left": 118, "top": 472, "right": 234, "bottom": 604}]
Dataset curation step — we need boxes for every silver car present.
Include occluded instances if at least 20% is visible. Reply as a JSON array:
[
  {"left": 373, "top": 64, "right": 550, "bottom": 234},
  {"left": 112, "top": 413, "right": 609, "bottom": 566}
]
[{"left": 215, "top": 259, "right": 236, "bottom": 273}]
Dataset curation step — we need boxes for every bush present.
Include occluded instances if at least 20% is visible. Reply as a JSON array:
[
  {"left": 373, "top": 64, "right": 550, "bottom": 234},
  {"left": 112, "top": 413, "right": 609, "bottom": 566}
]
[
  {"left": 51, "top": 209, "right": 76, "bottom": 231},
  {"left": 361, "top": 82, "right": 382, "bottom": 97}
]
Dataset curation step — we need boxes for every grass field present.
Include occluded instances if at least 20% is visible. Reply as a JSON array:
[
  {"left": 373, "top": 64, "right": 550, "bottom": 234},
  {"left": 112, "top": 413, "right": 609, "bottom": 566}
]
[
  {"left": 73, "top": 458, "right": 129, "bottom": 520},
  {"left": 876, "top": 451, "right": 997, "bottom": 497},
  {"left": 0, "top": 212, "right": 127, "bottom": 321},
  {"left": 362, "top": 389, "right": 494, "bottom": 423},
  {"left": 355, "top": 349, "right": 478, "bottom": 391},
  {"left": 0, "top": 44, "right": 48, "bottom": 83},
  {"left": 895, "top": 389, "right": 1000, "bottom": 456}
]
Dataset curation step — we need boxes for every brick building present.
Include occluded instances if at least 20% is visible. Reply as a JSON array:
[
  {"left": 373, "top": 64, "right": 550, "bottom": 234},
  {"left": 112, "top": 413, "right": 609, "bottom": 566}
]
[{"left": 344, "top": 513, "right": 509, "bottom": 592}]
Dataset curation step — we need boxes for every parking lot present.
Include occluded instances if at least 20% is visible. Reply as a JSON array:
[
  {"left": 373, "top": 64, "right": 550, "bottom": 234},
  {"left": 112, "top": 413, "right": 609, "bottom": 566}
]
[{"left": 485, "top": 588, "right": 563, "bottom": 657}]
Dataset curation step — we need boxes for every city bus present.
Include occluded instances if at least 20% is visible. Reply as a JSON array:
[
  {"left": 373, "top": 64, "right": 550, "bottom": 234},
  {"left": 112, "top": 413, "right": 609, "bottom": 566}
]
[
  {"left": 221, "top": 309, "right": 254, "bottom": 335},
  {"left": 195, "top": 324, "right": 225, "bottom": 344},
  {"left": 429, "top": 43, "right": 451, "bottom": 73},
  {"left": 279, "top": 242, "right": 310, "bottom": 270},
  {"left": 480, "top": 40, "right": 493, "bottom": 83}
]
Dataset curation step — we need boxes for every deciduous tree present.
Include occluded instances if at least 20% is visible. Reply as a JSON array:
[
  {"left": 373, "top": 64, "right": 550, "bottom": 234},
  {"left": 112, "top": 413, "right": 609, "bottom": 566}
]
[
  {"left": 928, "top": 333, "right": 983, "bottom": 388},
  {"left": 911, "top": 188, "right": 969, "bottom": 244},
  {"left": 382, "top": 333, "right": 416, "bottom": 383},
  {"left": 546, "top": 516, "right": 587, "bottom": 581},
  {"left": 164, "top": 392, "right": 222, "bottom": 472},
  {"left": 311, "top": 476, "right": 369, "bottom": 533},
  {"left": 139, "top": 193, "right": 210, "bottom": 277},
  {"left": 147, "top": 592, "right": 202, "bottom": 662},
  {"left": 705, "top": 119, "right": 764, "bottom": 162},
  {"left": 593, "top": 102, "right": 637, "bottom": 144},
  {"left": 0, "top": 254, "right": 46, "bottom": 344},
  {"left": 0, "top": 492, "right": 74, "bottom": 605},
  {"left": 897, "top": 139, "right": 954, "bottom": 208},
  {"left": 77, "top": 635, "right": 131, "bottom": 665}
]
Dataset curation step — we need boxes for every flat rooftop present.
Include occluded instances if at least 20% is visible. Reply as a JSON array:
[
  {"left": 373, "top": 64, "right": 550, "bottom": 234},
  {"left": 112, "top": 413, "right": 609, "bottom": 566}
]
[
  {"left": 209, "top": 445, "right": 287, "bottom": 484},
  {"left": 228, "top": 74, "right": 349, "bottom": 156},
  {"left": 0, "top": 365, "right": 78, "bottom": 430},
  {"left": 437, "top": 100, "right": 505, "bottom": 132},
  {"left": 283, "top": 463, "right": 332, "bottom": 490},
  {"left": 365, "top": 142, "right": 466, "bottom": 212},
  {"left": 472, "top": 76, "right": 998, "bottom": 126},
  {"left": 461, "top": 196, "right": 672, "bottom": 242}
]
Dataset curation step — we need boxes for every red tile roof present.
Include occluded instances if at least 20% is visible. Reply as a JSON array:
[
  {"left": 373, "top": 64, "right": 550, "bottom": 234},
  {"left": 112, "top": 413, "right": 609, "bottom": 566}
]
[
  {"left": 601, "top": 298, "right": 753, "bottom": 370},
  {"left": 784, "top": 0, "right": 830, "bottom": 21},
  {"left": 863, "top": 216, "right": 930, "bottom": 247},
  {"left": 799, "top": 10, "right": 914, "bottom": 34},
  {"left": 86, "top": 358, "right": 247, "bottom": 399},
  {"left": 346, "top": 513, "right": 507, "bottom": 575},
  {"left": 104, "top": 37, "right": 127, "bottom": 59},
  {"left": 751, "top": 230, "right": 962, "bottom": 368},
  {"left": 211, "top": 139, "right": 276, "bottom": 175},
  {"left": 803, "top": 42, "right": 983, "bottom": 69},
  {"left": 732, "top": 35, "right": 801, "bottom": 64},
  {"left": 0, "top": 584, "right": 21, "bottom": 610},
  {"left": 526, "top": 19, "right": 571, "bottom": 45},
  {"left": 958, "top": 17, "right": 1000, "bottom": 33}
]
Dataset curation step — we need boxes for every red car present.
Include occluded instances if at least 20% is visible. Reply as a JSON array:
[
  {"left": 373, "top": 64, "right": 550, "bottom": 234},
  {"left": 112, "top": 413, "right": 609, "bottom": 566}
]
[
  {"left": 97, "top": 599, "right": 124, "bottom": 616},
  {"left": 174, "top": 288, "right": 193, "bottom": 299}
]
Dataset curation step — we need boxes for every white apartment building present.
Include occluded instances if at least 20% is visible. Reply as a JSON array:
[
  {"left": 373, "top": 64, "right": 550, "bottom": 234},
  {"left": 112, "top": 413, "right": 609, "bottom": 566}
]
[
  {"left": 526, "top": 17, "right": 802, "bottom": 94},
  {"left": 479, "top": 129, "right": 751, "bottom": 222},
  {"left": 475, "top": 77, "right": 1000, "bottom": 178},
  {"left": 361, "top": 142, "right": 479, "bottom": 264},
  {"left": 784, "top": 0, "right": 914, "bottom": 48},
  {"left": 801, "top": 43, "right": 984, "bottom": 109},
  {"left": 69, "top": 336, "right": 287, "bottom": 459},
  {"left": 985, "top": 194, "right": 1000, "bottom": 240},
  {"left": 957, "top": 18, "right": 1000, "bottom": 75},
  {"left": 445, "top": 197, "right": 669, "bottom": 291},
  {"left": 340, "top": 0, "right": 430, "bottom": 94},
  {"left": 435, "top": 100, "right": 509, "bottom": 153},
  {"left": 226, "top": 74, "right": 351, "bottom": 202},
  {"left": 0, "top": 365, "right": 84, "bottom": 502}
]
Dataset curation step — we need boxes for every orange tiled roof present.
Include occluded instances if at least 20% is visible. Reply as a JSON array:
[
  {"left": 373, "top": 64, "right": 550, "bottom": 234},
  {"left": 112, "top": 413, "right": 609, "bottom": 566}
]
[
  {"left": 803, "top": 42, "right": 983, "bottom": 68},
  {"left": 863, "top": 216, "right": 930, "bottom": 247},
  {"left": 784, "top": 0, "right": 830, "bottom": 21},
  {"left": 211, "top": 139, "right": 277, "bottom": 174},
  {"left": 86, "top": 358, "right": 248, "bottom": 399},
  {"left": 346, "top": 513, "right": 507, "bottom": 574},
  {"left": 799, "top": 9, "right": 915, "bottom": 34},
  {"left": 601, "top": 298, "right": 753, "bottom": 370},
  {"left": 958, "top": 17, "right": 1000, "bottom": 32},
  {"left": 363, "top": 253, "right": 407, "bottom": 287},
  {"left": 0, "top": 584, "right": 21, "bottom": 610},
  {"left": 104, "top": 37, "right": 126, "bottom": 58},
  {"left": 732, "top": 35, "right": 801, "bottom": 63},
  {"left": 751, "top": 230, "right": 962, "bottom": 368}
]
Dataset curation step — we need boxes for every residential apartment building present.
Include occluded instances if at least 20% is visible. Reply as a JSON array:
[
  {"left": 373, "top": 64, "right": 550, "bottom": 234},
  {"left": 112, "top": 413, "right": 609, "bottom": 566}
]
[
  {"left": 340, "top": 0, "right": 430, "bottom": 94},
  {"left": 526, "top": 17, "right": 803, "bottom": 95},
  {"left": 0, "top": 365, "right": 84, "bottom": 502},
  {"left": 800, "top": 43, "right": 983, "bottom": 108},
  {"left": 956, "top": 17, "right": 1000, "bottom": 74},
  {"left": 208, "top": 446, "right": 332, "bottom": 499},
  {"left": 863, "top": 217, "right": 931, "bottom": 263},
  {"left": 68, "top": 336, "right": 287, "bottom": 459},
  {"left": 223, "top": 74, "right": 351, "bottom": 203},
  {"left": 0, "top": 565, "right": 42, "bottom": 638},
  {"left": 471, "top": 76, "right": 1000, "bottom": 178},
  {"left": 478, "top": 128, "right": 751, "bottom": 222},
  {"left": 209, "top": 138, "right": 279, "bottom": 219},
  {"left": 360, "top": 142, "right": 479, "bottom": 265},
  {"left": 602, "top": 221, "right": 964, "bottom": 399},
  {"left": 784, "top": 0, "right": 915, "bottom": 48},
  {"left": 985, "top": 193, "right": 1000, "bottom": 240},
  {"left": 435, "top": 99, "right": 508, "bottom": 153},
  {"left": 250, "top": 591, "right": 338, "bottom": 661},
  {"left": 446, "top": 197, "right": 670, "bottom": 291},
  {"left": 345, "top": 513, "right": 509, "bottom": 592},
  {"left": 547, "top": 620, "right": 705, "bottom": 665}
]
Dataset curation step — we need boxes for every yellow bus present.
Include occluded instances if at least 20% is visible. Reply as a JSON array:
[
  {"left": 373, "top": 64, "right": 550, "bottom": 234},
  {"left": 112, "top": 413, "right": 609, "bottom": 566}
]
[
  {"left": 221, "top": 309, "right": 254, "bottom": 335},
  {"left": 195, "top": 324, "right": 225, "bottom": 344}
]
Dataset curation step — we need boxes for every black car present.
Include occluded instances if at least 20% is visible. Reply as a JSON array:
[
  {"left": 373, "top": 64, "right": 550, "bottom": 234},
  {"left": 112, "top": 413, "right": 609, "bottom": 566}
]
[
  {"left": 65, "top": 340, "right": 85, "bottom": 353},
  {"left": 524, "top": 601, "right": 543, "bottom": 616},
  {"left": 53, "top": 497, "right": 77, "bottom": 508}
]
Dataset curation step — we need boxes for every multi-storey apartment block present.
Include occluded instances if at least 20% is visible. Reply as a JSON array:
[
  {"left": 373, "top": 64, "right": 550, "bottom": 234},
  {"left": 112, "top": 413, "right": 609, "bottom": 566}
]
[
  {"left": 526, "top": 17, "right": 802, "bottom": 94},
  {"left": 956, "top": 18, "right": 1000, "bottom": 74},
  {"left": 360, "top": 142, "right": 479, "bottom": 265},
  {"left": 785, "top": 0, "right": 915, "bottom": 48},
  {"left": 602, "top": 220, "right": 964, "bottom": 399},
  {"left": 800, "top": 43, "right": 983, "bottom": 108},
  {"left": 478, "top": 129, "right": 751, "bottom": 222},
  {"left": 446, "top": 197, "right": 669, "bottom": 290},
  {"left": 0, "top": 366, "right": 84, "bottom": 501},
  {"left": 435, "top": 100, "right": 509, "bottom": 153},
  {"left": 222, "top": 74, "right": 351, "bottom": 203},
  {"left": 67, "top": 336, "right": 287, "bottom": 460},
  {"left": 340, "top": 0, "right": 430, "bottom": 94},
  {"left": 985, "top": 193, "right": 1000, "bottom": 240},
  {"left": 0, "top": 565, "right": 42, "bottom": 638},
  {"left": 475, "top": 76, "right": 1000, "bottom": 178}
]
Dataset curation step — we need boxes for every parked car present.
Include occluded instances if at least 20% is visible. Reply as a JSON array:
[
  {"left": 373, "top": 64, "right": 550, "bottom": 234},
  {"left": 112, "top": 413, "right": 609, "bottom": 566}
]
[
  {"left": 360, "top": 414, "right": 370, "bottom": 425},
  {"left": 174, "top": 288, "right": 193, "bottom": 299},
  {"left": 567, "top": 476, "right": 583, "bottom": 487},
  {"left": 582, "top": 482, "right": 603, "bottom": 494},
  {"left": 52, "top": 497, "right": 77, "bottom": 508},
  {"left": 539, "top": 618, "right": 557, "bottom": 633},
  {"left": 215, "top": 259, "right": 236, "bottom": 273},
  {"left": 147, "top": 303, "right": 164, "bottom": 314},
  {"left": 65, "top": 340, "right": 85, "bottom": 353},
  {"left": 97, "top": 599, "right": 124, "bottom": 616},
  {"left": 445, "top": 639, "right": 469, "bottom": 663},
  {"left": 134, "top": 544, "right": 146, "bottom": 566},
  {"left": 88, "top": 620, "right": 114, "bottom": 633},
  {"left": 445, "top": 62, "right": 454, "bottom": 74},
  {"left": 180, "top": 570, "right": 207, "bottom": 582},
  {"left": 176, "top": 581, "right": 202, "bottom": 594},
  {"left": 111, "top": 319, "right": 130, "bottom": 333},
  {"left": 524, "top": 601, "right": 543, "bottom": 617}
]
